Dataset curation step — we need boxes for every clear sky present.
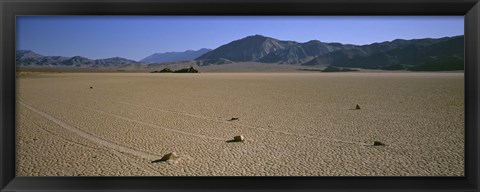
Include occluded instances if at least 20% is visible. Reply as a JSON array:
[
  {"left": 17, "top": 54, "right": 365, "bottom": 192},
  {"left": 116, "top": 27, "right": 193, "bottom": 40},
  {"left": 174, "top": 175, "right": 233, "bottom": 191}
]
[{"left": 16, "top": 16, "right": 463, "bottom": 61}]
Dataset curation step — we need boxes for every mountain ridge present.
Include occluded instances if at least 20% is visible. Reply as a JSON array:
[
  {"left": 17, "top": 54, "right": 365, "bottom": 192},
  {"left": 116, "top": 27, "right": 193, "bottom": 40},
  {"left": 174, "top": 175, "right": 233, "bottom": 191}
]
[
  {"left": 303, "top": 35, "right": 464, "bottom": 70},
  {"left": 16, "top": 34, "right": 464, "bottom": 71},
  {"left": 195, "top": 34, "right": 464, "bottom": 71},
  {"left": 140, "top": 48, "right": 212, "bottom": 64},
  {"left": 196, "top": 35, "right": 298, "bottom": 64},
  {"left": 16, "top": 52, "right": 140, "bottom": 68}
]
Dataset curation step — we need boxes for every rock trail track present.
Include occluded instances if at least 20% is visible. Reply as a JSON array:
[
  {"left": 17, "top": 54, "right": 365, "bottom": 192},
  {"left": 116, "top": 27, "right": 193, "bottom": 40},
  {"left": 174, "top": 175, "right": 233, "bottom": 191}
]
[
  {"left": 121, "top": 101, "right": 372, "bottom": 146},
  {"left": 20, "top": 93, "right": 226, "bottom": 141},
  {"left": 26, "top": 89, "right": 372, "bottom": 147},
  {"left": 17, "top": 88, "right": 374, "bottom": 176},
  {"left": 18, "top": 112, "right": 161, "bottom": 175},
  {"left": 19, "top": 100, "right": 162, "bottom": 160}
]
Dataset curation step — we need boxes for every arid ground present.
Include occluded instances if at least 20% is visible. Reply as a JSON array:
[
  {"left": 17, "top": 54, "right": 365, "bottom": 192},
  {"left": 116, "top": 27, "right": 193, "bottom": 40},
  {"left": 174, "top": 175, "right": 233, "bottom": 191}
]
[{"left": 16, "top": 72, "right": 464, "bottom": 176}]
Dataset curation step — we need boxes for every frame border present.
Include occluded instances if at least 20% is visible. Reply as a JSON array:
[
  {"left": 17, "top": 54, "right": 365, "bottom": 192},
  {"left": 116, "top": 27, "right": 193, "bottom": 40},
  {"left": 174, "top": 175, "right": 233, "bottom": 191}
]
[{"left": 1, "top": 0, "right": 479, "bottom": 191}]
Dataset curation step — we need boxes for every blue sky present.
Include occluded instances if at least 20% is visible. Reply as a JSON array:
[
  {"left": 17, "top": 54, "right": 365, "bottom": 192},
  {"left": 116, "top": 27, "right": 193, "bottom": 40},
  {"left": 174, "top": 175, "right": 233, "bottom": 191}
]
[{"left": 16, "top": 16, "right": 463, "bottom": 61}]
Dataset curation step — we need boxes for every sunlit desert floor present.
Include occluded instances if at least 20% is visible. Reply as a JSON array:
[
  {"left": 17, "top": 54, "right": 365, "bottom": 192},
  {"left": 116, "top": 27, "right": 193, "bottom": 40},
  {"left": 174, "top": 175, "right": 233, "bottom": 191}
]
[{"left": 16, "top": 72, "right": 464, "bottom": 176}]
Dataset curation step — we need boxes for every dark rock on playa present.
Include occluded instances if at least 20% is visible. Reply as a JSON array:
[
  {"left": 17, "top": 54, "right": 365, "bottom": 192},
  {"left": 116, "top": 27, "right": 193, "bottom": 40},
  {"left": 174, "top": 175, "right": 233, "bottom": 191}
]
[
  {"left": 226, "top": 135, "right": 245, "bottom": 143},
  {"left": 234, "top": 135, "right": 245, "bottom": 142},
  {"left": 151, "top": 152, "right": 179, "bottom": 163},
  {"left": 373, "top": 141, "right": 385, "bottom": 146},
  {"left": 161, "top": 152, "right": 178, "bottom": 161}
]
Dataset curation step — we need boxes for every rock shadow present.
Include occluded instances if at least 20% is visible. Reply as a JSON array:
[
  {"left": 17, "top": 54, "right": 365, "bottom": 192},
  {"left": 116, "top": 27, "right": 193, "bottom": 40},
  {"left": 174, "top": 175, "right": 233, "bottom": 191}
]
[
  {"left": 227, "top": 117, "right": 239, "bottom": 121},
  {"left": 151, "top": 159, "right": 167, "bottom": 163}
]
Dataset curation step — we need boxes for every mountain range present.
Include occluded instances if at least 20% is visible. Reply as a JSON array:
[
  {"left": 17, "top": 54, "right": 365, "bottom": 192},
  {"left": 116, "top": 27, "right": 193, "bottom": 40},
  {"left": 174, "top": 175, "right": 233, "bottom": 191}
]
[
  {"left": 16, "top": 34, "right": 464, "bottom": 71},
  {"left": 16, "top": 50, "right": 140, "bottom": 68},
  {"left": 140, "top": 48, "right": 212, "bottom": 64},
  {"left": 195, "top": 34, "right": 464, "bottom": 71}
]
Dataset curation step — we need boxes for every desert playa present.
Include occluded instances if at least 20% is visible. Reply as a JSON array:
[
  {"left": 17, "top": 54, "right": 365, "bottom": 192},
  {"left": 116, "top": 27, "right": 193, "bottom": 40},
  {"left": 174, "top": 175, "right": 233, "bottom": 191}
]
[{"left": 16, "top": 72, "right": 464, "bottom": 176}]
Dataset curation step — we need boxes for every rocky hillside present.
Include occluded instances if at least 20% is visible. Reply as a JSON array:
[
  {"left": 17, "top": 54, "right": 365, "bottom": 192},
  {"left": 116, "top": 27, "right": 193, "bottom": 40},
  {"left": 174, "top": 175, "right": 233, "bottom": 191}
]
[
  {"left": 304, "top": 35, "right": 463, "bottom": 70},
  {"left": 196, "top": 35, "right": 297, "bottom": 65},
  {"left": 16, "top": 51, "right": 140, "bottom": 68},
  {"left": 141, "top": 48, "right": 211, "bottom": 64},
  {"left": 194, "top": 34, "right": 464, "bottom": 71}
]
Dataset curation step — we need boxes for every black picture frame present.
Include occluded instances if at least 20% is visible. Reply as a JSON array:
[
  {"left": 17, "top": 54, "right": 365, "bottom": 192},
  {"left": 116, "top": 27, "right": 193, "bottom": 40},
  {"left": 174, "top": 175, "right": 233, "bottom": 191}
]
[{"left": 1, "top": 0, "right": 479, "bottom": 191}]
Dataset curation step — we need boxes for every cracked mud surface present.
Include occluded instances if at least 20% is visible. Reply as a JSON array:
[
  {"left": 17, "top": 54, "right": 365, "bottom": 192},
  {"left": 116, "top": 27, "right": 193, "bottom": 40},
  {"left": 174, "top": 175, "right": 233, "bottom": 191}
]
[{"left": 16, "top": 72, "right": 464, "bottom": 176}]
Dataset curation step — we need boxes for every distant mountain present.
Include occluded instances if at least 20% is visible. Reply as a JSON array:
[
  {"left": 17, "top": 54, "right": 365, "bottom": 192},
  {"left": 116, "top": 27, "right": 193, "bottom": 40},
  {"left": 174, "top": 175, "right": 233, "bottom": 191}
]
[
  {"left": 94, "top": 57, "right": 140, "bottom": 68},
  {"left": 303, "top": 35, "right": 464, "bottom": 70},
  {"left": 258, "top": 40, "right": 354, "bottom": 64},
  {"left": 195, "top": 34, "right": 463, "bottom": 71},
  {"left": 196, "top": 35, "right": 359, "bottom": 65},
  {"left": 140, "top": 48, "right": 212, "bottom": 64},
  {"left": 61, "top": 56, "right": 95, "bottom": 67},
  {"left": 17, "top": 34, "right": 464, "bottom": 71},
  {"left": 16, "top": 50, "right": 44, "bottom": 59},
  {"left": 16, "top": 52, "right": 70, "bottom": 67},
  {"left": 196, "top": 35, "right": 297, "bottom": 65},
  {"left": 16, "top": 51, "right": 139, "bottom": 68}
]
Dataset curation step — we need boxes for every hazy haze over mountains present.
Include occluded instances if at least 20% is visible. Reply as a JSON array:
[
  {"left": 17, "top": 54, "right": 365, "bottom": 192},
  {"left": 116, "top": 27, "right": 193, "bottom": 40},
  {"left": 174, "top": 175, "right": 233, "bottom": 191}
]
[{"left": 16, "top": 34, "right": 464, "bottom": 71}]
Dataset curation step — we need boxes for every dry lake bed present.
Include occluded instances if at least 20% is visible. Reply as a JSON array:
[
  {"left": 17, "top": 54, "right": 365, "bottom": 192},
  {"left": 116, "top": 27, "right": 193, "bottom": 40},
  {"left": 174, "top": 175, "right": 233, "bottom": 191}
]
[{"left": 16, "top": 72, "right": 464, "bottom": 176}]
